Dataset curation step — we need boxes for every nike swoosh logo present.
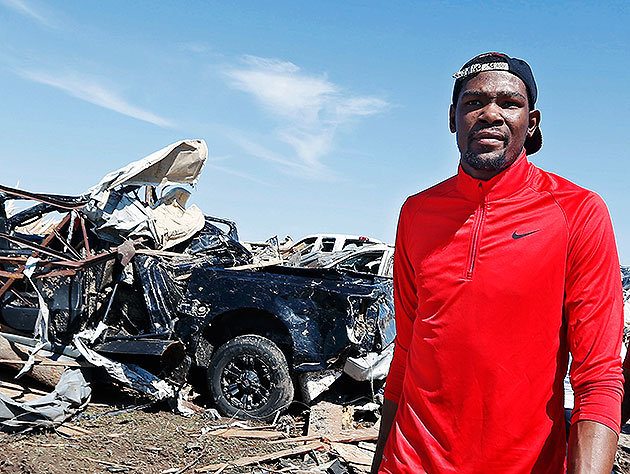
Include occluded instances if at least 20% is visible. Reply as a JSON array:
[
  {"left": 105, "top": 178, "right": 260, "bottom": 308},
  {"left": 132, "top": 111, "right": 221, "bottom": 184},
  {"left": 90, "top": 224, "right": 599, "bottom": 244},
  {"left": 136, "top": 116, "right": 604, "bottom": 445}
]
[{"left": 512, "top": 230, "right": 540, "bottom": 239}]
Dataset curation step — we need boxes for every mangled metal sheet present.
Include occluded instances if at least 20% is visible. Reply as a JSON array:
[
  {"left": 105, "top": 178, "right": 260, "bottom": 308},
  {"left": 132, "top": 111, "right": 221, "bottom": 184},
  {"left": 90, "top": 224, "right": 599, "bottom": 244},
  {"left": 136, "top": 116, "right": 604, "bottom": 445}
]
[
  {"left": 73, "top": 324, "right": 174, "bottom": 401},
  {"left": 83, "top": 140, "right": 208, "bottom": 249},
  {"left": 87, "top": 140, "right": 208, "bottom": 197},
  {"left": 0, "top": 368, "right": 91, "bottom": 432},
  {"left": 15, "top": 257, "right": 51, "bottom": 378},
  {"left": 343, "top": 343, "right": 394, "bottom": 382}
]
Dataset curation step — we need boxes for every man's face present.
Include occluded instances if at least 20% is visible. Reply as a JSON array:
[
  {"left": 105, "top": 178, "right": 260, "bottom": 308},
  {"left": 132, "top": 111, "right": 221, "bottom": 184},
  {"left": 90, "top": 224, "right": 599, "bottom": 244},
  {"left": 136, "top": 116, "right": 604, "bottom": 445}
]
[{"left": 449, "top": 71, "right": 540, "bottom": 178}]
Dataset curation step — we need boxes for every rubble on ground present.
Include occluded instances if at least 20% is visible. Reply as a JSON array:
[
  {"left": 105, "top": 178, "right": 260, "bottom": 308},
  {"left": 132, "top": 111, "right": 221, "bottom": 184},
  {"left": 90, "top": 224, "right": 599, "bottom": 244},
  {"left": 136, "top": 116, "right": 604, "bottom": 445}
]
[{"left": 0, "top": 365, "right": 386, "bottom": 473}]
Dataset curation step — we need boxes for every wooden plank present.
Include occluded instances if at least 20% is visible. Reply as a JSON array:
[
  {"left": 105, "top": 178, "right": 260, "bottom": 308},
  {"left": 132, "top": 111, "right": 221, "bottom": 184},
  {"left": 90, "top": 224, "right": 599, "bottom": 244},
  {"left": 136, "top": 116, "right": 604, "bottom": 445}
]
[
  {"left": 203, "top": 427, "right": 285, "bottom": 440},
  {"left": 0, "top": 270, "right": 23, "bottom": 280},
  {"left": 269, "top": 427, "right": 379, "bottom": 445},
  {"left": 195, "top": 441, "right": 326, "bottom": 473},
  {"left": 0, "top": 335, "right": 67, "bottom": 388},
  {"left": 79, "top": 216, "right": 92, "bottom": 257},
  {"left": 56, "top": 423, "right": 93, "bottom": 436},
  {"left": 45, "top": 249, "right": 117, "bottom": 269},
  {"left": 34, "top": 269, "right": 77, "bottom": 278},
  {"left": 0, "top": 256, "right": 28, "bottom": 263},
  {"left": 0, "top": 379, "right": 48, "bottom": 396},
  {"left": 0, "top": 359, "right": 82, "bottom": 367},
  {"left": 330, "top": 442, "right": 373, "bottom": 467}
]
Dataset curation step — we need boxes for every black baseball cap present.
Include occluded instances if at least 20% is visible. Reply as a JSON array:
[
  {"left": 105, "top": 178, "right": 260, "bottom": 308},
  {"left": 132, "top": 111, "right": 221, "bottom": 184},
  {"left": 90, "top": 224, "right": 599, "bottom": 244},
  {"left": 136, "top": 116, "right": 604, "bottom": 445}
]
[{"left": 452, "top": 52, "right": 542, "bottom": 155}]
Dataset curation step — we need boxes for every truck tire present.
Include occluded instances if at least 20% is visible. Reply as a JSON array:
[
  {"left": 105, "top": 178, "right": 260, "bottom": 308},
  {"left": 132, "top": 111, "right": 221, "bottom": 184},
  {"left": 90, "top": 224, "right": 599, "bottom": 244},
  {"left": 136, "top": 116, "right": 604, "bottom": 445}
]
[{"left": 207, "top": 334, "right": 294, "bottom": 420}]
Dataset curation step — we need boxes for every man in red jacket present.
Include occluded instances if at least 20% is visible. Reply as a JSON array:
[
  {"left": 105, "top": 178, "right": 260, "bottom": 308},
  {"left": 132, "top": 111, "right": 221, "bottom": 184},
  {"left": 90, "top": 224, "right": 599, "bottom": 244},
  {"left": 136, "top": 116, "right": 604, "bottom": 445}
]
[{"left": 371, "top": 53, "right": 624, "bottom": 473}]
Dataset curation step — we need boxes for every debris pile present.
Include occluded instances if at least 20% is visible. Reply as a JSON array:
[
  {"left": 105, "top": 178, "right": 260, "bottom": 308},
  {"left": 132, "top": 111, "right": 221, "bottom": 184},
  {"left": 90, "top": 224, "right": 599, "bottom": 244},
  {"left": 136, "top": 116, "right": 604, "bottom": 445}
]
[{"left": 0, "top": 139, "right": 395, "bottom": 432}]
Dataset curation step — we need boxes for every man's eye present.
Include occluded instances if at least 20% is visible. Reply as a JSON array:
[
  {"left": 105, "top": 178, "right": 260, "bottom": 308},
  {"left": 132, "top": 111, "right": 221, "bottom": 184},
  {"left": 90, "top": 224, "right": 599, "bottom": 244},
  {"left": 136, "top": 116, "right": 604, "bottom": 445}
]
[
  {"left": 465, "top": 100, "right": 481, "bottom": 106},
  {"left": 503, "top": 101, "right": 520, "bottom": 108}
]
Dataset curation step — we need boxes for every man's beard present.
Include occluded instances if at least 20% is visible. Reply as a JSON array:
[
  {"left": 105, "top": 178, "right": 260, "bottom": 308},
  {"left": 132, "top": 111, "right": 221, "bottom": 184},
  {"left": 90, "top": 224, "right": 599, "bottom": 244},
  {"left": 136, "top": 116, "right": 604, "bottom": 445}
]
[{"left": 462, "top": 150, "right": 509, "bottom": 172}]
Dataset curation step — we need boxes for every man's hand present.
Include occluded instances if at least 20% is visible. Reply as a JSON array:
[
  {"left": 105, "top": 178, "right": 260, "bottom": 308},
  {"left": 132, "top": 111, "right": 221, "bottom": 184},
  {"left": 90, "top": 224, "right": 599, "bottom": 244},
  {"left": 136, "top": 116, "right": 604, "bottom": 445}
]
[
  {"left": 370, "top": 399, "right": 398, "bottom": 474},
  {"left": 568, "top": 420, "right": 618, "bottom": 473}
]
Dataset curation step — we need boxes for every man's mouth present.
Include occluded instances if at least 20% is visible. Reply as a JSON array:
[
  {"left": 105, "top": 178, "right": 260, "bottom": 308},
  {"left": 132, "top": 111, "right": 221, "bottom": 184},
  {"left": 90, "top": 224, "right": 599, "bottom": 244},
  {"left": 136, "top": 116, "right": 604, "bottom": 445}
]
[{"left": 469, "top": 130, "right": 506, "bottom": 147}]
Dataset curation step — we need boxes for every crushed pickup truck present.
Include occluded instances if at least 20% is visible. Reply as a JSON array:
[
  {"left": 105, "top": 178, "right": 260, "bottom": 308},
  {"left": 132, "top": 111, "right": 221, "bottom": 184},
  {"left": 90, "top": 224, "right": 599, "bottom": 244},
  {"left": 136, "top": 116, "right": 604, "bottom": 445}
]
[{"left": 0, "top": 139, "right": 395, "bottom": 423}]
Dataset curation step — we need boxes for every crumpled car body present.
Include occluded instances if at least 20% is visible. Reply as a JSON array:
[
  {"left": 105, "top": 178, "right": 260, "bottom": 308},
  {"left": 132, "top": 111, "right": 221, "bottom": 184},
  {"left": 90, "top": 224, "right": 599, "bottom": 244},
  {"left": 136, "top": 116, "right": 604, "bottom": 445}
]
[
  {"left": 0, "top": 139, "right": 395, "bottom": 420},
  {"left": 176, "top": 265, "right": 395, "bottom": 371}
]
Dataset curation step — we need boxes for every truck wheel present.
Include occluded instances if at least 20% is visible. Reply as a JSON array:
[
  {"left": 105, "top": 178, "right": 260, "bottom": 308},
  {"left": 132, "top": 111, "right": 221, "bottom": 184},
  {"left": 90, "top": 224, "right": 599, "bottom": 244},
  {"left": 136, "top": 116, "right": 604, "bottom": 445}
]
[{"left": 207, "top": 334, "right": 294, "bottom": 420}]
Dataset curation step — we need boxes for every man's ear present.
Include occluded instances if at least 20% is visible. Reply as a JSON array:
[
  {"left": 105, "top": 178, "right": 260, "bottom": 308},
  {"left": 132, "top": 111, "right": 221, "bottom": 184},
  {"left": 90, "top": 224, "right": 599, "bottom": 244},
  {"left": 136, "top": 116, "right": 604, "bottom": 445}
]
[
  {"left": 528, "top": 109, "right": 541, "bottom": 138},
  {"left": 449, "top": 104, "right": 456, "bottom": 133}
]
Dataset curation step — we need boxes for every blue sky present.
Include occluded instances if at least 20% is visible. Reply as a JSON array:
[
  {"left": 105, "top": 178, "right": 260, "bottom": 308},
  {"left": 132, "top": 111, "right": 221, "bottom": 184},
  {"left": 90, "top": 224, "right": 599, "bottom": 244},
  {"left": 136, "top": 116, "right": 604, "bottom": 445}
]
[{"left": 1, "top": 1, "right": 629, "bottom": 262}]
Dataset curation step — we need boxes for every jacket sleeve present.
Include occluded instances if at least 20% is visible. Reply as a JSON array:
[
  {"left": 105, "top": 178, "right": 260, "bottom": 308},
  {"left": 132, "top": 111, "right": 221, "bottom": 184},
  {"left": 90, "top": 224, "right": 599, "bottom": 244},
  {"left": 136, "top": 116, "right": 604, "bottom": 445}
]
[
  {"left": 384, "top": 200, "right": 418, "bottom": 403},
  {"left": 565, "top": 193, "right": 624, "bottom": 433}
]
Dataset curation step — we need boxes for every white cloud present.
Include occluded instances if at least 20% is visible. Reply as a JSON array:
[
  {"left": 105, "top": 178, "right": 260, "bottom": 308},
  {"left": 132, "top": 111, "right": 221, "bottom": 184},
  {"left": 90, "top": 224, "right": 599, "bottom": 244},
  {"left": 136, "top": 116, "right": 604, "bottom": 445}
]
[
  {"left": 1, "top": 0, "right": 55, "bottom": 28},
  {"left": 206, "top": 162, "right": 272, "bottom": 187},
  {"left": 17, "top": 70, "right": 173, "bottom": 128},
  {"left": 224, "top": 56, "right": 388, "bottom": 177}
]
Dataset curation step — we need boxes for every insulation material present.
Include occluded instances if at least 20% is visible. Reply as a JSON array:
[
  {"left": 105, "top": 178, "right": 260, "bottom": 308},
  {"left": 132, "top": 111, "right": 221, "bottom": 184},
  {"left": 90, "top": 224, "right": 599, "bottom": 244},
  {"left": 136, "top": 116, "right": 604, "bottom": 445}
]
[{"left": 151, "top": 188, "right": 205, "bottom": 250}]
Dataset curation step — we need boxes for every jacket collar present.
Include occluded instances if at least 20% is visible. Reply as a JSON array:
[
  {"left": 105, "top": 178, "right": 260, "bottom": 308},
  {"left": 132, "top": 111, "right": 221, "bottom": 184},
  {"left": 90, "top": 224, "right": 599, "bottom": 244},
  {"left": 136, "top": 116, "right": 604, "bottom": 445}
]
[{"left": 455, "top": 150, "right": 533, "bottom": 202}]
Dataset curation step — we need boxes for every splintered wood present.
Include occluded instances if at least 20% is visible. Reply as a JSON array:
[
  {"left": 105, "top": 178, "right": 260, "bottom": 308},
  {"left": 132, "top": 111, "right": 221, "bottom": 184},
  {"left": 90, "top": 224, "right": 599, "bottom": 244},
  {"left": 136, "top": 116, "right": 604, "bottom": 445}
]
[
  {"left": 195, "top": 441, "right": 326, "bottom": 472},
  {"left": 197, "top": 402, "right": 380, "bottom": 473},
  {"left": 0, "top": 335, "right": 68, "bottom": 388},
  {"left": 202, "top": 427, "right": 285, "bottom": 440}
]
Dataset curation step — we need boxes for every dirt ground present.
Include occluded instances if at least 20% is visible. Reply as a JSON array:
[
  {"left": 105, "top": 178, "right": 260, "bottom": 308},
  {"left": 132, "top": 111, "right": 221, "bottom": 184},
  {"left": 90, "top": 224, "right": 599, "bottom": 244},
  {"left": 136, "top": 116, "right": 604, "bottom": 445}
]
[
  {"left": 1, "top": 370, "right": 629, "bottom": 474},
  {"left": 0, "top": 405, "right": 293, "bottom": 474},
  {"left": 1, "top": 407, "right": 629, "bottom": 474},
  {"left": 617, "top": 425, "right": 630, "bottom": 473}
]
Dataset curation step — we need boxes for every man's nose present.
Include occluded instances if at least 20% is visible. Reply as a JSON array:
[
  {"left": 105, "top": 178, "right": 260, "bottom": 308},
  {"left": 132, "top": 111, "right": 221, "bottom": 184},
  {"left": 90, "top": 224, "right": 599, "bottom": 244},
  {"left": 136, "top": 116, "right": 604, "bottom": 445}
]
[{"left": 479, "top": 102, "right": 504, "bottom": 125}]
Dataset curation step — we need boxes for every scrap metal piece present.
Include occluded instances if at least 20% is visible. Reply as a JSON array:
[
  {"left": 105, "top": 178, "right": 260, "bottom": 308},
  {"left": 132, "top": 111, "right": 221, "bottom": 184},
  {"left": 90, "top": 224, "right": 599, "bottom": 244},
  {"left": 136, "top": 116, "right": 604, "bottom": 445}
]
[
  {"left": 0, "top": 184, "right": 89, "bottom": 210},
  {"left": 299, "top": 369, "right": 343, "bottom": 404},
  {"left": 343, "top": 343, "right": 394, "bottom": 382},
  {"left": 73, "top": 325, "right": 174, "bottom": 401},
  {"left": 94, "top": 339, "right": 185, "bottom": 369},
  {"left": 16, "top": 257, "right": 51, "bottom": 378}
]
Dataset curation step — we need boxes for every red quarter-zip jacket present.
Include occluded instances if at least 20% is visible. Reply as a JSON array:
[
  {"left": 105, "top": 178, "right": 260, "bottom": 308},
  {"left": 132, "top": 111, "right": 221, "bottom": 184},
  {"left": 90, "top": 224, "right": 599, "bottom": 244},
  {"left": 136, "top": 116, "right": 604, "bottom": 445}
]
[{"left": 380, "top": 153, "right": 624, "bottom": 473}]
